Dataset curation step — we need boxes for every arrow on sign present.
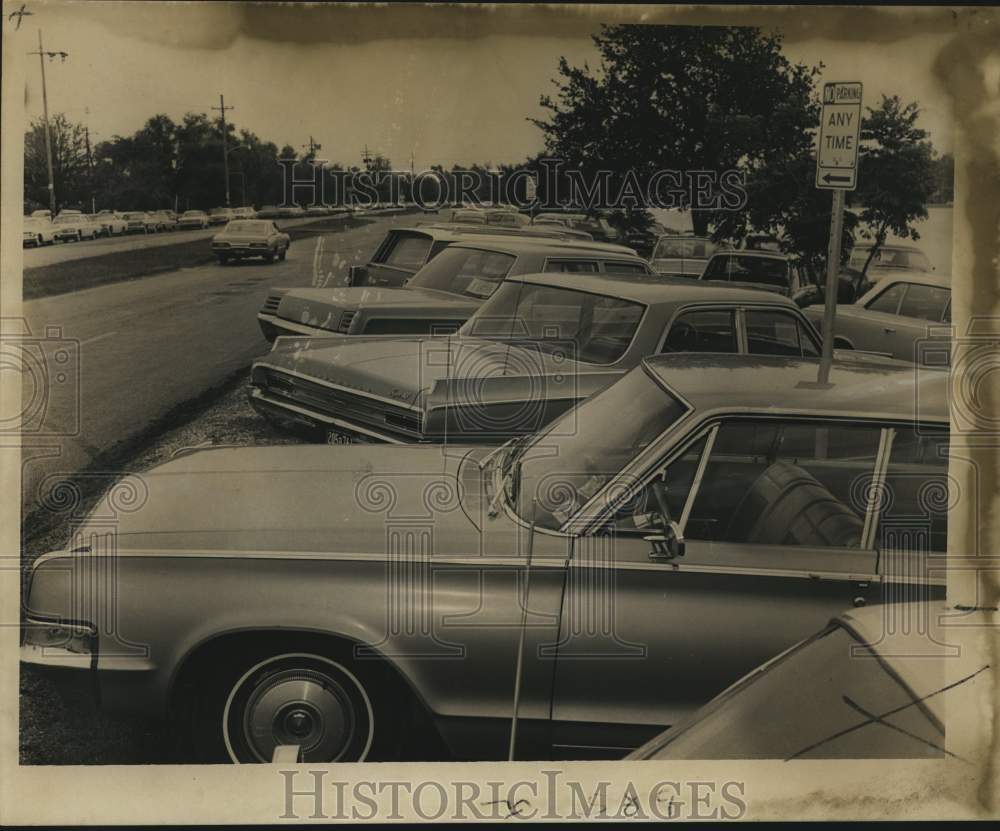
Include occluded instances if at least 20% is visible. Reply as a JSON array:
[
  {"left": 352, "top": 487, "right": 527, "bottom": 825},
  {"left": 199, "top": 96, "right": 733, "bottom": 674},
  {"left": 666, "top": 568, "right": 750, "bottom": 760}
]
[{"left": 822, "top": 173, "right": 851, "bottom": 184}]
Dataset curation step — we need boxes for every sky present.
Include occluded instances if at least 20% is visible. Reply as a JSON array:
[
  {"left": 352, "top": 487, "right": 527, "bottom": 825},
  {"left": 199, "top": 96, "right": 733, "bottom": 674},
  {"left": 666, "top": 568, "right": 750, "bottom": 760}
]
[{"left": 13, "top": 2, "right": 956, "bottom": 170}]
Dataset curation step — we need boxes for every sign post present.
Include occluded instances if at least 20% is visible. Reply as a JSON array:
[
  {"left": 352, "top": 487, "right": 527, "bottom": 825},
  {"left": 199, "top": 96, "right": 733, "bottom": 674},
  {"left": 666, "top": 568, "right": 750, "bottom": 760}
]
[{"left": 815, "top": 81, "right": 863, "bottom": 385}]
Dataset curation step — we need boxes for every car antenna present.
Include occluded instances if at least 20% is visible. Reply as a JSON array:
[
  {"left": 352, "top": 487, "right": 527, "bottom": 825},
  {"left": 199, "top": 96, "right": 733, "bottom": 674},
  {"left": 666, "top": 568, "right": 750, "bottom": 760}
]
[{"left": 507, "top": 497, "right": 537, "bottom": 761}]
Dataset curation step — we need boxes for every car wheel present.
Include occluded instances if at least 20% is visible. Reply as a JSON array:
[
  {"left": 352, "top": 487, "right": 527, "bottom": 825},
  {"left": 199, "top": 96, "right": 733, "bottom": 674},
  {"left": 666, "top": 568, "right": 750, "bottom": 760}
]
[
  {"left": 217, "top": 254, "right": 229, "bottom": 265},
  {"left": 183, "top": 646, "right": 401, "bottom": 764},
  {"left": 278, "top": 247, "right": 287, "bottom": 261},
  {"left": 264, "top": 251, "right": 275, "bottom": 264}
]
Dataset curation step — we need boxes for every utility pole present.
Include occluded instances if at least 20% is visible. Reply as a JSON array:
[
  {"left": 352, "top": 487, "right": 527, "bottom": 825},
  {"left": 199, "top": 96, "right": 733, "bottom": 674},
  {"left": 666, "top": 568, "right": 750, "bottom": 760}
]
[
  {"left": 212, "top": 94, "right": 234, "bottom": 207},
  {"left": 84, "top": 106, "right": 95, "bottom": 214},
  {"left": 28, "top": 31, "right": 67, "bottom": 216},
  {"left": 361, "top": 144, "right": 374, "bottom": 173},
  {"left": 303, "top": 136, "right": 322, "bottom": 158}
]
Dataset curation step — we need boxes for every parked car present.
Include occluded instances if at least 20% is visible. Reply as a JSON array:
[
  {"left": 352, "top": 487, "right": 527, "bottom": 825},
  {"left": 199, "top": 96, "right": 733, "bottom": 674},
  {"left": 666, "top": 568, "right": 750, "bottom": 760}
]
[
  {"left": 30, "top": 209, "right": 52, "bottom": 220},
  {"left": 255, "top": 205, "right": 282, "bottom": 219},
  {"left": 232, "top": 206, "right": 258, "bottom": 219},
  {"left": 628, "top": 603, "right": 991, "bottom": 760},
  {"left": 250, "top": 273, "right": 866, "bottom": 444},
  {"left": 208, "top": 207, "right": 235, "bottom": 225},
  {"left": 257, "top": 235, "right": 655, "bottom": 342},
  {"left": 211, "top": 219, "right": 290, "bottom": 264},
  {"left": 52, "top": 212, "right": 99, "bottom": 242},
  {"left": 23, "top": 216, "right": 56, "bottom": 246},
  {"left": 649, "top": 235, "right": 726, "bottom": 277},
  {"left": 699, "top": 250, "right": 812, "bottom": 297},
  {"left": 802, "top": 273, "right": 952, "bottom": 364},
  {"left": 450, "top": 209, "right": 487, "bottom": 225},
  {"left": 177, "top": 210, "right": 210, "bottom": 230},
  {"left": 423, "top": 221, "right": 597, "bottom": 243},
  {"left": 484, "top": 210, "right": 530, "bottom": 228},
  {"left": 94, "top": 210, "right": 128, "bottom": 236},
  {"left": 121, "top": 211, "right": 157, "bottom": 234},
  {"left": 533, "top": 212, "right": 622, "bottom": 244},
  {"left": 150, "top": 210, "right": 178, "bottom": 231},
  {"left": 849, "top": 243, "right": 934, "bottom": 276},
  {"left": 22, "top": 355, "right": 948, "bottom": 763}
]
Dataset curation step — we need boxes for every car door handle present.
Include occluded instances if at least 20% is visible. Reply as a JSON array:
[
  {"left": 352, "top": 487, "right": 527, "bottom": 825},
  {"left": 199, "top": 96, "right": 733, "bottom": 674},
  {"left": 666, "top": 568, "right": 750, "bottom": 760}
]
[{"left": 883, "top": 327, "right": 896, "bottom": 334}]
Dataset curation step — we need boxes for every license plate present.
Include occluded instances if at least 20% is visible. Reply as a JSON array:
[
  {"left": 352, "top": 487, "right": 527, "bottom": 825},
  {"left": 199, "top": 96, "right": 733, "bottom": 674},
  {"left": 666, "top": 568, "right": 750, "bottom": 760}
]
[{"left": 326, "top": 430, "right": 355, "bottom": 445}]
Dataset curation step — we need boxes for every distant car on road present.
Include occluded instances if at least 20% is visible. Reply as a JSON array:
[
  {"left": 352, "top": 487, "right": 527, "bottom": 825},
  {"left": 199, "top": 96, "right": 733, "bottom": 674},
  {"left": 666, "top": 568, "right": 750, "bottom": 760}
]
[
  {"left": 257, "top": 234, "right": 655, "bottom": 342},
  {"left": 232, "top": 206, "right": 257, "bottom": 219},
  {"left": 699, "top": 250, "right": 811, "bottom": 297},
  {"left": 208, "top": 207, "right": 235, "bottom": 225},
  {"left": 532, "top": 212, "right": 622, "bottom": 244},
  {"left": 628, "top": 602, "right": 985, "bottom": 760},
  {"left": 449, "top": 209, "right": 487, "bottom": 225},
  {"left": 52, "top": 212, "right": 99, "bottom": 242},
  {"left": 23, "top": 216, "right": 56, "bottom": 247},
  {"left": 177, "top": 210, "right": 210, "bottom": 230},
  {"left": 250, "top": 273, "right": 870, "bottom": 444},
  {"left": 650, "top": 235, "right": 727, "bottom": 278},
  {"left": 211, "top": 219, "right": 290, "bottom": 265},
  {"left": 802, "top": 272, "right": 951, "bottom": 364}
]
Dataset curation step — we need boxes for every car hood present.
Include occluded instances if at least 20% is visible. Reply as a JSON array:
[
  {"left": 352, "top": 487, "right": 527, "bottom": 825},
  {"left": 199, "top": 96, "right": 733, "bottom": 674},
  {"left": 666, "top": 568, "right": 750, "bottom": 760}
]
[
  {"left": 77, "top": 445, "right": 486, "bottom": 555},
  {"left": 276, "top": 288, "right": 479, "bottom": 333}
]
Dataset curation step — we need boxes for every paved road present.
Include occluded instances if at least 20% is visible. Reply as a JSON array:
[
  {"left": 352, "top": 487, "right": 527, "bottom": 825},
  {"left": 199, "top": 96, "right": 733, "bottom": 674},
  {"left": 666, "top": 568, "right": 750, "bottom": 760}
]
[
  {"left": 15, "top": 214, "right": 408, "bottom": 516},
  {"left": 22, "top": 215, "right": 345, "bottom": 269}
]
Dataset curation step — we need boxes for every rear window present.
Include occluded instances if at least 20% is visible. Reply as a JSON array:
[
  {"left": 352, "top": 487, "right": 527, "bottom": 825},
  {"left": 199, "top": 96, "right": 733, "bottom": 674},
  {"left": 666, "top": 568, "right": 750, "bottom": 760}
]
[
  {"left": 703, "top": 255, "right": 789, "bottom": 289},
  {"left": 407, "top": 246, "right": 515, "bottom": 299},
  {"left": 653, "top": 237, "right": 716, "bottom": 260},
  {"left": 461, "top": 282, "right": 645, "bottom": 364},
  {"left": 381, "top": 233, "right": 433, "bottom": 270},
  {"left": 603, "top": 261, "right": 651, "bottom": 275}
]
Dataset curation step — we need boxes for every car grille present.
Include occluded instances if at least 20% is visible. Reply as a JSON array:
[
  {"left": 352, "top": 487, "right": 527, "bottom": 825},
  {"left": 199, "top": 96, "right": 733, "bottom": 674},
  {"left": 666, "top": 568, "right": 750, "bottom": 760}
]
[
  {"left": 259, "top": 368, "right": 423, "bottom": 440},
  {"left": 262, "top": 295, "right": 282, "bottom": 314},
  {"left": 338, "top": 310, "right": 357, "bottom": 333}
]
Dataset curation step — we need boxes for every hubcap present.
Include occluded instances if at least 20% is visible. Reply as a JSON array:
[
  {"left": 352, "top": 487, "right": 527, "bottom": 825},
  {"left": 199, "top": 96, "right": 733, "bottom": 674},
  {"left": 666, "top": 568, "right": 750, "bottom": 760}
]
[{"left": 240, "top": 668, "right": 356, "bottom": 762}]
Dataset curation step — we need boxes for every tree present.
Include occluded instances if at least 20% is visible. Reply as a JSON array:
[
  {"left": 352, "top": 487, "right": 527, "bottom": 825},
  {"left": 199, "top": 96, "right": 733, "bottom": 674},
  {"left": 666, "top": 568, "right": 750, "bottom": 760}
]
[
  {"left": 532, "top": 25, "right": 821, "bottom": 235},
  {"left": 853, "top": 95, "right": 936, "bottom": 282},
  {"left": 24, "top": 114, "right": 90, "bottom": 213}
]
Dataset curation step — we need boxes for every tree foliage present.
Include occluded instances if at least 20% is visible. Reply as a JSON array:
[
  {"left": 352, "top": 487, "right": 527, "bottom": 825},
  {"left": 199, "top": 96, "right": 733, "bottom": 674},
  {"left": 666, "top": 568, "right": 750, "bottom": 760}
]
[{"left": 532, "top": 24, "right": 821, "bottom": 235}]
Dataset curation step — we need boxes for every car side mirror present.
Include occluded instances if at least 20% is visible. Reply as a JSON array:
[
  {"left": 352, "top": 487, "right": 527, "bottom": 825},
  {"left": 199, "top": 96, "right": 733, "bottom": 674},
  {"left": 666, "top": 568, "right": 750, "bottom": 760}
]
[
  {"left": 644, "top": 478, "right": 685, "bottom": 563},
  {"left": 347, "top": 265, "right": 368, "bottom": 287}
]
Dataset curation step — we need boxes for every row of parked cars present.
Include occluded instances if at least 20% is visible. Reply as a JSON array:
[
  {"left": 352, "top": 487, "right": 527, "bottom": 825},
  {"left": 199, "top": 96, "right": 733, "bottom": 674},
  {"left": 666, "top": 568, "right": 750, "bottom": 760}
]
[{"left": 23, "top": 213, "right": 966, "bottom": 765}]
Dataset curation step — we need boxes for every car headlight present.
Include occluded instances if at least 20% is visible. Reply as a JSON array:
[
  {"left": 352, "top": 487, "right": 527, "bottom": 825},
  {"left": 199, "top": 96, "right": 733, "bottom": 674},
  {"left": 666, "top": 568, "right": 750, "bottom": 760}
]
[{"left": 22, "top": 617, "right": 96, "bottom": 656}]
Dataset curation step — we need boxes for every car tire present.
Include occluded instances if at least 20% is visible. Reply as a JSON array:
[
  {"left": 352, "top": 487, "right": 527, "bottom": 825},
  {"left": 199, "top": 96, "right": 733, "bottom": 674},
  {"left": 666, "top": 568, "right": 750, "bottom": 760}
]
[
  {"left": 278, "top": 247, "right": 287, "bottom": 261},
  {"left": 181, "top": 643, "right": 403, "bottom": 764},
  {"left": 217, "top": 254, "right": 229, "bottom": 265},
  {"left": 264, "top": 251, "right": 275, "bottom": 264}
]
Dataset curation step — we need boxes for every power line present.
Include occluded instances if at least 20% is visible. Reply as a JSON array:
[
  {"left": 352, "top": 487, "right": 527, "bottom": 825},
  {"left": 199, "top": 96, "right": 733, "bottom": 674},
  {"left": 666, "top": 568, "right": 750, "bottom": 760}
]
[{"left": 28, "top": 30, "right": 68, "bottom": 214}]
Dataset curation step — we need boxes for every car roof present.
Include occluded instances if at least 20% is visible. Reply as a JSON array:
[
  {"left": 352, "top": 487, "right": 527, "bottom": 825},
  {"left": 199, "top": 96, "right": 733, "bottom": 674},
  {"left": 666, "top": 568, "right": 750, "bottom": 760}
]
[
  {"left": 506, "top": 271, "right": 802, "bottom": 305},
  {"left": 642, "top": 353, "right": 949, "bottom": 422},
  {"left": 869, "top": 271, "right": 950, "bottom": 288},
  {"left": 413, "top": 230, "right": 637, "bottom": 257},
  {"left": 710, "top": 249, "right": 787, "bottom": 261}
]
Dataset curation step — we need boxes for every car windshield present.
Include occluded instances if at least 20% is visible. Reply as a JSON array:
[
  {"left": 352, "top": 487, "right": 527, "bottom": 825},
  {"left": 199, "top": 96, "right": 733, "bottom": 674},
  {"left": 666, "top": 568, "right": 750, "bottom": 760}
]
[
  {"left": 652, "top": 237, "right": 716, "bottom": 260},
  {"left": 707, "top": 255, "right": 789, "bottom": 288},
  {"left": 460, "top": 281, "right": 645, "bottom": 364},
  {"left": 636, "top": 624, "right": 944, "bottom": 760},
  {"left": 226, "top": 221, "right": 266, "bottom": 233},
  {"left": 407, "top": 246, "right": 515, "bottom": 299},
  {"left": 507, "top": 365, "right": 688, "bottom": 531}
]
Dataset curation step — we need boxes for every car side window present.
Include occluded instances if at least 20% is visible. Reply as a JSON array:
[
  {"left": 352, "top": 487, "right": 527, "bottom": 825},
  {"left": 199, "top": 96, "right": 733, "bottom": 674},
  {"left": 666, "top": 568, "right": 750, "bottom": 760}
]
[
  {"left": 602, "top": 261, "right": 650, "bottom": 275},
  {"left": 866, "top": 282, "right": 906, "bottom": 314},
  {"left": 879, "top": 426, "right": 949, "bottom": 553},
  {"left": 682, "top": 419, "right": 882, "bottom": 547},
  {"left": 745, "top": 309, "right": 820, "bottom": 358},
  {"left": 662, "top": 309, "right": 737, "bottom": 353},
  {"left": 897, "top": 284, "right": 950, "bottom": 322},
  {"left": 545, "top": 259, "right": 600, "bottom": 273},
  {"left": 701, "top": 255, "right": 730, "bottom": 280}
]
